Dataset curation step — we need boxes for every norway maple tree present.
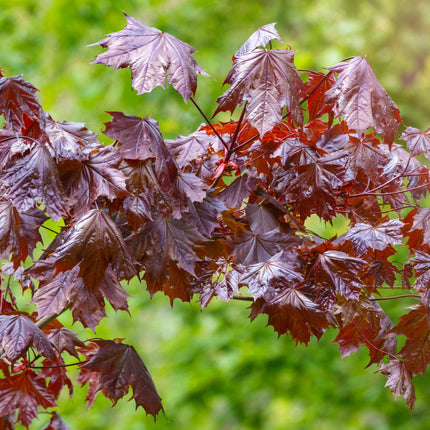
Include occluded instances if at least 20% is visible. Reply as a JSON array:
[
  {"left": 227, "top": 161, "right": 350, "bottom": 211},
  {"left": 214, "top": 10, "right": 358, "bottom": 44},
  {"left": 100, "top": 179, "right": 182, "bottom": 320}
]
[{"left": 1, "top": 12, "right": 430, "bottom": 427}]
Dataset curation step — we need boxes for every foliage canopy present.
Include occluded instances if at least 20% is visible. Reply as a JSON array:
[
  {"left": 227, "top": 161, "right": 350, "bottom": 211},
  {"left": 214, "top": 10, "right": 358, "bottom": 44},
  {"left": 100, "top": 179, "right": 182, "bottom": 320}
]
[{"left": 1, "top": 12, "right": 430, "bottom": 427}]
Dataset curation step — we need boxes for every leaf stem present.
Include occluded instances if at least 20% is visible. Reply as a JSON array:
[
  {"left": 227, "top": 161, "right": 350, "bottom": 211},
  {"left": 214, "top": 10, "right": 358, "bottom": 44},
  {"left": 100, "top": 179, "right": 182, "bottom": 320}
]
[
  {"left": 232, "top": 295, "right": 254, "bottom": 302},
  {"left": 40, "top": 224, "right": 60, "bottom": 235},
  {"left": 29, "top": 360, "right": 87, "bottom": 369},
  {"left": 370, "top": 294, "right": 419, "bottom": 301},
  {"left": 352, "top": 320, "right": 398, "bottom": 361},
  {"left": 190, "top": 96, "right": 229, "bottom": 150}
]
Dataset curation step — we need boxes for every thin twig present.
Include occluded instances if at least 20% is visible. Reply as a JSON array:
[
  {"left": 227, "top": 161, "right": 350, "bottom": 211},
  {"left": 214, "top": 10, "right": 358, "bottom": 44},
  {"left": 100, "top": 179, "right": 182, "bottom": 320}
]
[
  {"left": 40, "top": 224, "right": 60, "bottom": 235},
  {"left": 190, "top": 96, "right": 228, "bottom": 150},
  {"left": 232, "top": 295, "right": 254, "bottom": 302},
  {"left": 370, "top": 294, "right": 419, "bottom": 301},
  {"left": 352, "top": 320, "right": 398, "bottom": 361},
  {"left": 29, "top": 360, "right": 87, "bottom": 369}
]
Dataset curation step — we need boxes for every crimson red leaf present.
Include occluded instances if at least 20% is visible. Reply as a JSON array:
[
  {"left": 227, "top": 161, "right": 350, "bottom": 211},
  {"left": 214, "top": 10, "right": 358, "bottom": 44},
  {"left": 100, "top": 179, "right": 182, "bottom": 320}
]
[
  {"left": 235, "top": 23, "right": 282, "bottom": 58},
  {"left": 0, "top": 75, "right": 41, "bottom": 130},
  {"left": 378, "top": 359, "right": 416, "bottom": 410},
  {"left": 304, "top": 71, "right": 335, "bottom": 121},
  {"left": 91, "top": 13, "right": 207, "bottom": 101},
  {"left": 214, "top": 49, "right": 304, "bottom": 136},
  {"left": 0, "top": 370, "right": 56, "bottom": 428},
  {"left": 80, "top": 339, "right": 163, "bottom": 418},
  {"left": 0, "top": 314, "right": 54, "bottom": 362},
  {"left": 325, "top": 57, "right": 401, "bottom": 146}
]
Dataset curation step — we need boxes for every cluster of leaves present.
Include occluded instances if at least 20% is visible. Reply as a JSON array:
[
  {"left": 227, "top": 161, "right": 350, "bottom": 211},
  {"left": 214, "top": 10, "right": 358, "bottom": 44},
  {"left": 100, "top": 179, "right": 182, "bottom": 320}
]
[{"left": 1, "top": 12, "right": 430, "bottom": 427}]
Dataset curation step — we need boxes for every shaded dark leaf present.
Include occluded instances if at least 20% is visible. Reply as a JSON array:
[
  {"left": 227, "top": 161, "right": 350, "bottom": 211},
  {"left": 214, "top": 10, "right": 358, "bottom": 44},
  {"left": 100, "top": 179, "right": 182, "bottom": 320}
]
[{"left": 80, "top": 339, "right": 163, "bottom": 418}]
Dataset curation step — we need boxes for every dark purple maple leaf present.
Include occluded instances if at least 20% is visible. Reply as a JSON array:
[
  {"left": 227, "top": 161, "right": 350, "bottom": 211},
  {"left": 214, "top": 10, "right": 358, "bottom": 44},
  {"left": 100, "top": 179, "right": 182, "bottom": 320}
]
[
  {"left": 1, "top": 143, "right": 67, "bottom": 221},
  {"left": 214, "top": 49, "right": 305, "bottom": 136},
  {"left": 0, "top": 314, "right": 54, "bottom": 362},
  {"left": 0, "top": 75, "right": 41, "bottom": 130},
  {"left": 47, "top": 327, "right": 85, "bottom": 359},
  {"left": 344, "top": 218, "right": 403, "bottom": 257},
  {"left": 50, "top": 209, "right": 137, "bottom": 288},
  {"left": 0, "top": 370, "right": 56, "bottom": 428},
  {"left": 44, "top": 118, "right": 99, "bottom": 161},
  {"left": 59, "top": 144, "right": 128, "bottom": 217},
  {"left": 325, "top": 56, "right": 401, "bottom": 146},
  {"left": 240, "top": 251, "right": 304, "bottom": 299},
  {"left": 90, "top": 13, "right": 207, "bottom": 101},
  {"left": 400, "top": 126, "right": 430, "bottom": 157},
  {"left": 235, "top": 23, "right": 282, "bottom": 58},
  {"left": 0, "top": 198, "right": 47, "bottom": 268},
  {"left": 79, "top": 339, "right": 163, "bottom": 418},
  {"left": 261, "top": 285, "right": 329, "bottom": 344}
]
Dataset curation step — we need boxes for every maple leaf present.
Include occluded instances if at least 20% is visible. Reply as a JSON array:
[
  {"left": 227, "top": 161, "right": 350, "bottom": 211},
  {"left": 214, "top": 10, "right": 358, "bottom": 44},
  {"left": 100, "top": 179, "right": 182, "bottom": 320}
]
[
  {"left": 0, "top": 314, "right": 54, "bottom": 362},
  {"left": 334, "top": 305, "right": 396, "bottom": 366},
  {"left": 50, "top": 210, "right": 137, "bottom": 288},
  {"left": 44, "top": 118, "right": 99, "bottom": 161},
  {"left": 0, "top": 143, "right": 67, "bottom": 221},
  {"left": 165, "top": 128, "right": 224, "bottom": 169},
  {"left": 392, "top": 304, "right": 430, "bottom": 376},
  {"left": 240, "top": 251, "right": 304, "bottom": 299},
  {"left": 400, "top": 126, "right": 430, "bottom": 157},
  {"left": 228, "top": 227, "right": 300, "bottom": 266},
  {"left": 104, "top": 112, "right": 177, "bottom": 191},
  {"left": 0, "top": 198, "right": 47, "bottom": 268},
  {"left": 216, "top": 173, "right": 258, "bottom": 209},
  {"left": 378, "top": 359, "right": 416, "bottom": 410},
  {"left": 325, "top": 56, "right": 401, "bottom": 146},
  {"left": 79, "top": 339, "right": 163, "bottom": 418},
  {"left": 235, "top": 23, "right": 282, "bottom": 58},
  {"left": 261, "top": 284, "right": 329, "bottom": 344},
  {"left": 0, "top": 75, "right": 41, "bottom": 130},
  {"left": 344, "top": 218, "right": 403, "bottom": 257},
  {"left": 33, "top": 264, "right": 130, "bottom": 331},
  {"left": 287, "top": 151, "right": 346, "bottom": 220},
  {"left": 214, "top": 49, "right": 304, "bottom": 136},
  {"left": 47, "top": 327, "right": 85, "bottom": 359},
  {"left": 127, "top": 213, "right": 206, "bottom": 276},
  {"left": 304, "top": 71, "right": 335, "bottom": 121},
  {"left": 312, "top": 250, "right": 367, "bottom": 305},
  {"left": 91, "top": 13, "right": 207, "bottom": 101},
  {"left": 59, "top": 144, "right": 128, "bottom": 217},
  {"left": 0, "top": 370, "right": 57, "bottom": 428}
]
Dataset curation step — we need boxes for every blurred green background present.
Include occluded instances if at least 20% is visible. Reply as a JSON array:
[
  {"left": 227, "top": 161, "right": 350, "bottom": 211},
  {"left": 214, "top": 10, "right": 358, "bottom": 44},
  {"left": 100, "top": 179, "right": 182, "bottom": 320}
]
[{"left": 1, "top": 0, "right": 430, "bottom": 429}]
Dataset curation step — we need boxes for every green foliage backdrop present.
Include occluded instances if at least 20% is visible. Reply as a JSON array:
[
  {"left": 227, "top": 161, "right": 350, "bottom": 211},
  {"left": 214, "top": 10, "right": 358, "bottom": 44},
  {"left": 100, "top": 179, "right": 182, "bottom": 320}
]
[{"left": 1, "top": 0, "right": 430, "bottom": 428}]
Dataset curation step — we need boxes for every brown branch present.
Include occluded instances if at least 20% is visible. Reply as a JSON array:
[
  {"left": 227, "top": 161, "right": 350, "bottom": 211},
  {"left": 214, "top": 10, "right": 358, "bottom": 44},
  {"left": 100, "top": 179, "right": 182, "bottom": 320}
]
[{"left": 232, "top": 295, "right": 254, "bottom": 302}]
